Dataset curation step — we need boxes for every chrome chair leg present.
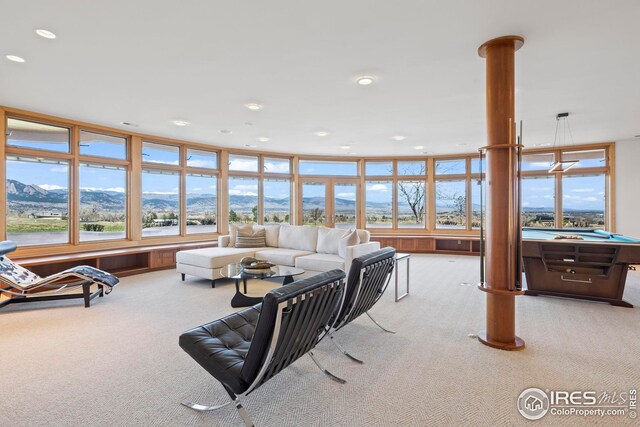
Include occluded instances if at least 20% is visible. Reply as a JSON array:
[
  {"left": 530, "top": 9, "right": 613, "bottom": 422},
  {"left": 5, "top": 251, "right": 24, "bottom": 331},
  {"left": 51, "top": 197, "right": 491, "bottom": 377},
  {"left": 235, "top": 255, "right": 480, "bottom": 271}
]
[
  {"left": 366, "top": 312, "right": 396, "bottom": 334},
  {"left": 234, "top": 400, "right": 256, "bottom": 427},
  {"left": 330, "top": 335, "right": 364, "bottom": 364},
  {"left": 308, "top": 351, "right": 346, "bottom": 384},
  {"left": 181, "top": 400, "right": 231, "bottom": 411}
]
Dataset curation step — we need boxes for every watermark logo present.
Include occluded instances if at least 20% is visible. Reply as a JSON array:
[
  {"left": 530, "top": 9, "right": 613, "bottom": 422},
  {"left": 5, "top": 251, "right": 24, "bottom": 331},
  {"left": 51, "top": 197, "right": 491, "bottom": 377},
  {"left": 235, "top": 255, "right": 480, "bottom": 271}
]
[
  {"left": 518, "top": 388, "right": 550, "bottom": 420},
  {"left": 517, "top": 388, "right": 637, "bottom": 420}
]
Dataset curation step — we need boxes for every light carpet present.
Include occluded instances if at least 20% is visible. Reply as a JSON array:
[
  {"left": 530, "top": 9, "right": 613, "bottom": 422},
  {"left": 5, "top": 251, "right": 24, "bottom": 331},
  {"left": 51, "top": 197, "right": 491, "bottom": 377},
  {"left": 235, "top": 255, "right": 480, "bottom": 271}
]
[{"left": 1, "top": 254, "right": 639, "bottom": 427}]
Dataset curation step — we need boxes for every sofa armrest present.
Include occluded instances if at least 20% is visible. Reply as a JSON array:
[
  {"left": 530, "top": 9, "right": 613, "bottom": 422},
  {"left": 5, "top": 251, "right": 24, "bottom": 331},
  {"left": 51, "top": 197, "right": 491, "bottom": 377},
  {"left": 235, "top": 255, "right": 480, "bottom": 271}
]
[
  {"left": 344, "top": 241, "right": 381, "bottom": 273},
  {"left": 218, "top": 235, "right": 230, "bottom": 247}
]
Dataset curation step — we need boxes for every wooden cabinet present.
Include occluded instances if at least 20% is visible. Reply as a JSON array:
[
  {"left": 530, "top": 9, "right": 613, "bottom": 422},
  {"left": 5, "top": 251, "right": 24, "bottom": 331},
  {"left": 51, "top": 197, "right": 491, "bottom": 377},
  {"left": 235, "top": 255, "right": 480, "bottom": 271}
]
[
  {"left": 371, "top": 235, "right": 479, "bottom": 255},
  {"left": 150, "top": 250, "right": 176, "bottom": 269}
]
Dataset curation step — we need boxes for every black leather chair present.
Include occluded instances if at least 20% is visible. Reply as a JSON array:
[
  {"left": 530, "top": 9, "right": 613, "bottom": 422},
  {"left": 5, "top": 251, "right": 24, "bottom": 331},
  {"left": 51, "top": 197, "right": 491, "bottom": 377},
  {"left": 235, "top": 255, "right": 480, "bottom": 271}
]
[
  {"left": 326, "top": 247, "right": 396, "bottom": 367},
  {"left": 179, "top": 269, "right": 346, "bottom": 427}
]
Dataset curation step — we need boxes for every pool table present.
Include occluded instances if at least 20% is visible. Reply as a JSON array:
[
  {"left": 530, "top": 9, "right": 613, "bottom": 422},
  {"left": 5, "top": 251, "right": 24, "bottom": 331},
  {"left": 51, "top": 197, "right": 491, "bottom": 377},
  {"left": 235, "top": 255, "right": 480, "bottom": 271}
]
[{"left": 521, "top": 228, "right": 640, "bottom": 308}]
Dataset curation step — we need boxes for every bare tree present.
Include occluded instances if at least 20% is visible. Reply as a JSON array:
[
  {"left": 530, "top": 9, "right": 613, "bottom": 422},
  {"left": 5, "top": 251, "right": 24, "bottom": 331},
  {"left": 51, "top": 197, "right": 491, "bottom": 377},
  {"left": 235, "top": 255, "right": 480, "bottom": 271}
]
[{"left": 397, "top": 163, "right": 426, "bottom": 223}]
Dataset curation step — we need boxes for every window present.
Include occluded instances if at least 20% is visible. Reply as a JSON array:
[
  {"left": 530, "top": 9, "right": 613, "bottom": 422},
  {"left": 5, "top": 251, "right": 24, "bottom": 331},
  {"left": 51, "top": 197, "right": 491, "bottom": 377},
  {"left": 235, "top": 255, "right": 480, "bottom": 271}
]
[
  {"left": 471, "top": 178, "right": 484, "bottom": 230},
  {"left": 521, "top": 175, "right": 555, "bottom": 227},
  {"left": 334, "top": 183, "right": 357, "bottom": 229},
  {"left": 264, "top": 157, "right": 290, "bottom": 174},
  {"left": 562, "top": 174, "right": 605, "bottom": 229},
  {"left": 471, "top": 157, "right": 487, "bottom": 174},
  {"left": 435, "top": 159, "right": 466, "bottom": 175},
  {"left": 6, "top": 156, "right": 69, "bottom": 246},
  {"left": 365, "top": 161, "right": 393, "bottom": 176},
  {"left": 522, "top": 152, "right": 554, "bottom": 172},
  {"left": 186, "top": 174, "right": 217, "bottom": 234},
  {"left": 302, "top": 182, "right": 326, "bottom": 225},
  {"left": 229, "top": 154, "right": 258, "bottom": 172},
  {"left": 80, "top": 131, "right": 127, "bottom": 159},
  {"left": 141, "top": 170, "right": 180, "bottom": 236},
  {"left": 397, "top": 180, "right": 425, "bottom": 228},
  {"left": 142, "top": 141, "right": 180, "bottom": 165},
  {"left": 7, "top": 118, "right": 70, "bottom": 153},
  {"left": 186, "top": 148, "right": 217, "bottom": 169},
  {"left": 299, "top": 160, "right": 357, "bottom": 176},
  {"left": 397, "top": 161, "right": 425, "bottom": 176},
  {"left": 79, "top": 163, "right": 126, "bottom": 241},
  {"left": 228, "top": 176, "right": 258, "bottom": 223},
  {"left": 366, "top": 181, "right": 393, "bottom": 228},
  {"left": 562, "top": 149, "right": 606, "bottom": 169},
  {"left": 435, "top": 180, "right": 466, "bottom": 229},
  {"left": 263, "top": 178, "right": 291, "bottom": 223}
]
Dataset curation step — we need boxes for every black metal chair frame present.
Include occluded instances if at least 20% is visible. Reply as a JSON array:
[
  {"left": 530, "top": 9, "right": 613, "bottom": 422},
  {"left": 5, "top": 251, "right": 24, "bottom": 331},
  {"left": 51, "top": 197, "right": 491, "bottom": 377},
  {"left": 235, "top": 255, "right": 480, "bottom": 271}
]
[
  {"left": 321, "top": 248, "right": 397, "bottom": 376},
  {"left": 180, "top": 270, "right": 346, "bottom": 426}
]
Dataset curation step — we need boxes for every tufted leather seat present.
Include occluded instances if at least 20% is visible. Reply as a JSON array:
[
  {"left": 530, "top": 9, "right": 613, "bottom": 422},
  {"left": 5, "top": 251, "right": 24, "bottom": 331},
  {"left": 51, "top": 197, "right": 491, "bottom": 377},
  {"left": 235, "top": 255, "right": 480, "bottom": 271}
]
[{"left": 180, "top": 269, "right": 346, "bottom": 423}]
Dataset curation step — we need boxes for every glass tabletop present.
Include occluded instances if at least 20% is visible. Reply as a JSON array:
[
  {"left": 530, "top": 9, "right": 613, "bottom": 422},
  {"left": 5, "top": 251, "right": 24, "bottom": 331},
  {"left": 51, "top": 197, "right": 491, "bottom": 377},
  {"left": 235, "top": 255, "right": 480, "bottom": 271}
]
[{"left": 221, "top": 263, "right": 305, "bottom": 280}]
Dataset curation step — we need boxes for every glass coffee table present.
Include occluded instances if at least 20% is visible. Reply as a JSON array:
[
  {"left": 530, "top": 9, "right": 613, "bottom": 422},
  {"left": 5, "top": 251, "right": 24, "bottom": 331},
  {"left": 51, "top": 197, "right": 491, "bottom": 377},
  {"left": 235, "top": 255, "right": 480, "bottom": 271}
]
[{"left": 221, "top": 263, "right": 305, "bottom": 308}]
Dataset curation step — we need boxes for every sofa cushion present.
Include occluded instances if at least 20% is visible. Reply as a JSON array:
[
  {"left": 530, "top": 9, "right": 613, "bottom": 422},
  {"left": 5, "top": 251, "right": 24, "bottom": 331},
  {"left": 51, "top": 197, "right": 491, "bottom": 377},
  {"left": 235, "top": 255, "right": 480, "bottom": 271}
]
[
  {"left": 228, "top": 224, "right": 254, "bottom": 247},
  {"left": 254, "top": 224, "right": 280, "bottom": 247},
  {"left": 277, "top": 225, "right": 318, "bottom": 252},
  {"left": 356, "top": 229, "right": 370, "bottom": 243},
  {"left": 177, "top": 247, "right": 257, "bottom": 268},
  {"left": 316, "top": 227, "right": 348, "bottom": 255},
  {"left": 254, "top": 248, "right": 314, "bottom": 266},
  {"left": 295, "top": 253, "right": 345, "bottom": 272},
  {"left": 235, "top": 228, "right": 266, "bottom": 248},
  {"left": 338, "top": 229, "right": 360, "bottom": 258}
]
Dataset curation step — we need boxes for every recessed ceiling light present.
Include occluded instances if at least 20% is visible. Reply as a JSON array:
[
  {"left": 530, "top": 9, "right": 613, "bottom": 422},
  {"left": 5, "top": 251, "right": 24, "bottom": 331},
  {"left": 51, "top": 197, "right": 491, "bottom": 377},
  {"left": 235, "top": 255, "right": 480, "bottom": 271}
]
[
  {"left": 391, "top": 135, "right": 407, "bottom": 141},
  {"left": 120, "top": 121, "right": 139, "bottom": 127},
  {"left": 413, "top": 145, "right": 424, "bottom": 150},
  {"left": 220, "top": 129, "right": 232, "bottom": 134},
  {"left": 35, "top": 29, "right": 56, "bottom": 39},
  {"left": 6, "top": 55, "right": 25, "bottom": 63},
  {"left": 244, "top": 144, "right": 257, "bottom": 148},
  {"left": 244, "top": 122, "right": 253, "bottom": 126},
  {"left": 456, "top": 143, "right": 467, "bottom": 147},
  {"left": 422, "top": 151, "right": 434, "bottom": 155},
  {"left": 356, "top": 75, "right": 375, "bottom": 86},
  {"left": 257, "top": 137, "right": 270, "bottom": 142},
  {"left": 172, "top": 120, "right": 190, "bottom": 127},
  {"left": 315, "top": 131, "right": 329, "bottom": 137},
  {"left": 340, "top": 145, "right": 351, "bottom": 150},
  {"left": 245, "top": 103, "right": 263, "bottom": 111}
]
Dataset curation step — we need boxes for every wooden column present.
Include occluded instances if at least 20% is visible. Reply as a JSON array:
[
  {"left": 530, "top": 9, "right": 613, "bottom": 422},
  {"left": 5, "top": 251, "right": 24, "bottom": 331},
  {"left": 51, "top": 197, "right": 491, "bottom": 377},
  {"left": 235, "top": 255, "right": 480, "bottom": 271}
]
[{"left": 477, "top": 35, "right": 525, "bottom": 351}]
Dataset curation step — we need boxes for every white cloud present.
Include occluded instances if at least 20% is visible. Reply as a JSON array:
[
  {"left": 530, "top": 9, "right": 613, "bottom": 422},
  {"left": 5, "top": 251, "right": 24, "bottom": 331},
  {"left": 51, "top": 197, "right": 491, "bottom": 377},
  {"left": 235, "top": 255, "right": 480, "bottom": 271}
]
[
  {"left": 229, "top": 159, "right": 258, "bottom": 172},
  {"left": 49, "top": 166, "right": 67, "bottom": 173},
  {"left": 264, "top": 162, "right": 290, "bottom": 173},
  {"left": 336, "top": 192, "right": 355, "bottom": 198},
  {"left": 144, "top": 191, "right": 178, "bottom": 195},
  {"left": 229, "top": 189, "right": 258, "bottom": 196},
  {"left": 145, "top": 159, "right": 180, "bottom": 166},
  {"left": 38, "top": 184, "right": 66, "bottom": 190},
  {"left": 186, "top": 159, "right": 216, "bottom": 168},
  {"left": 571, "top": 188, "right": 594, "bottom": 193},
  {"left": 522, "top": 201, "right": 530, "bottom": 207},
  {"left": 367, "top": 184, "right": 388, "bottom": 192},
  {"left": 584, "top": 197, "right": 598, "bottom": 202}
]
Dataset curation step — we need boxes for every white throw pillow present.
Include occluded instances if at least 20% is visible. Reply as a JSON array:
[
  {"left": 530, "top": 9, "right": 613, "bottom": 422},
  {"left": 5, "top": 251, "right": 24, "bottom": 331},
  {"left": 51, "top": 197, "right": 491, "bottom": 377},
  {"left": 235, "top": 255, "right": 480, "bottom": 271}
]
[
  {"left": 278, "top": 225, "right": 319, "bottom": 252},
  {"left": 317, "top": 227, "right": 349, "bottom": 255},
  {"left": 338, "top": 229, "right": 360, "bottom": 258},
  {"left": 228, "top": 224, "right": 253, "bottom": 247},
  {"left": 263, "top": 224, "right": 281, "bottom": 247}
]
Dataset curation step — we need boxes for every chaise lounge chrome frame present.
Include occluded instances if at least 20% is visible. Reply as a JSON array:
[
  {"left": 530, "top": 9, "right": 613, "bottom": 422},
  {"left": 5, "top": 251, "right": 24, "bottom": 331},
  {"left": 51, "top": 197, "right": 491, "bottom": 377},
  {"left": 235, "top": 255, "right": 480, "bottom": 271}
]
[
  {"left": 0, "top": 240, "right": 118, "bottom": 309},
  {"left": 179, "top": 270, "right": 346, "bottom": 426},
  {"left": 325, "top": 247, "right": 397, "bottom": 366}
]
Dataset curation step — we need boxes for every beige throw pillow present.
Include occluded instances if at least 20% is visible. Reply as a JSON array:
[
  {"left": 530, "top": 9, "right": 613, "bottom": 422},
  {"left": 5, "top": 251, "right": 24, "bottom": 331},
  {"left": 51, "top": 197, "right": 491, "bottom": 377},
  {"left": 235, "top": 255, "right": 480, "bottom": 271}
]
[
  {"left": 228, "top": 224, "right": 253, "bottom": 247},
  {"left": 338, "top": 229, "right": 360, "bottom": 258},
  {"left": 235, "top": 228, "right": 266, "bottom": 248}
]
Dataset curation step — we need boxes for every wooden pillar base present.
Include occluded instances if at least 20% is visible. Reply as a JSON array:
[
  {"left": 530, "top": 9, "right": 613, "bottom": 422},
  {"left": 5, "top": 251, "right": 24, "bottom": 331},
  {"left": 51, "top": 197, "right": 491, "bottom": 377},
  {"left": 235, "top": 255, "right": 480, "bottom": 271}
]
[{"left": 477, "top": 331, "right": 525, "bottom": 351}]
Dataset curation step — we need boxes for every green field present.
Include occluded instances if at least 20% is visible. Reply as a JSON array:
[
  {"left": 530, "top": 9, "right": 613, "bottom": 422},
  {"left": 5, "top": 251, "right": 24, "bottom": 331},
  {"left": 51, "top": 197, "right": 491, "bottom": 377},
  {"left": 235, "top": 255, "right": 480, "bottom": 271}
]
[{"left": 7, "top": 217, "right": 125, "bottom": 233}]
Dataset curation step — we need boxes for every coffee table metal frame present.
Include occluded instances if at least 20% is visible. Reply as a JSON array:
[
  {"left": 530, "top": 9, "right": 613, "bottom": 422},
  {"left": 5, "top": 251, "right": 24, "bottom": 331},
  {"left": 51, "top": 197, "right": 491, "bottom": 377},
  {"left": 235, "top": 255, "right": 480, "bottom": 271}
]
[
  {"left": 221, "top": 264, "right": 305, "bottom": 307},
  {"left": 395, "top": 253, "right": 410, "bottom": 302}
]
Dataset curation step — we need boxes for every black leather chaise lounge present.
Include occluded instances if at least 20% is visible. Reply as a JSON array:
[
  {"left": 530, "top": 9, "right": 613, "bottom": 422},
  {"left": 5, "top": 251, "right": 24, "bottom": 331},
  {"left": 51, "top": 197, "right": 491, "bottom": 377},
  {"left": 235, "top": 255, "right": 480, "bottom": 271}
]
[
  {"left": 179, "top": 269, "right": 346, "bottom": 427},
  {"left": 324, "top": 247, "right": 397, "bottom": 368},
  {"left": 0, "top": 240, "right": 119, "bottom": 309}
]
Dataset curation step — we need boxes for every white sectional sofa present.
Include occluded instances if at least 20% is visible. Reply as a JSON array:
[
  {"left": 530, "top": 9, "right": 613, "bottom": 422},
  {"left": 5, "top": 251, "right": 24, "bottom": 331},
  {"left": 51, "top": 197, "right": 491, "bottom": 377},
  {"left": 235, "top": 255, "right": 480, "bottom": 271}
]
[{"left": 176, "top": 224, "right": 380, "bottom": 285}]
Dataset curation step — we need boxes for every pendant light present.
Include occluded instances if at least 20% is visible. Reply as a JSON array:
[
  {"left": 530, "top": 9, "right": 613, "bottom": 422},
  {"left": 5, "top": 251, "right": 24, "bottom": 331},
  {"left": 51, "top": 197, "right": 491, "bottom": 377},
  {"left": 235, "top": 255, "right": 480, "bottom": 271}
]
[{"left": 548, "top": 112, "right": 579, "bottom": 173}]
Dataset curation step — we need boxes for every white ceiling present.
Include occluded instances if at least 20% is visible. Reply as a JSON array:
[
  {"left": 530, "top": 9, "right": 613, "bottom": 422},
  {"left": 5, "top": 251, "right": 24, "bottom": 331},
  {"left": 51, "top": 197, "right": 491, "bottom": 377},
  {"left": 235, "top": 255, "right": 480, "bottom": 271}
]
[{"left": 1, "top": 0, "right": 639, "bottom": 156}]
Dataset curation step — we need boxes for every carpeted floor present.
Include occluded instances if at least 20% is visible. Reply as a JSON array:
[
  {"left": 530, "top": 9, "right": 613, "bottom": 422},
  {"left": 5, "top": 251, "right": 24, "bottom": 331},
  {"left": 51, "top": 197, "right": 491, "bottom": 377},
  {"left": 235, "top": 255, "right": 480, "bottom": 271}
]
[{"left": 1, "top": 254, "right": 639, "bottom": 427}]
